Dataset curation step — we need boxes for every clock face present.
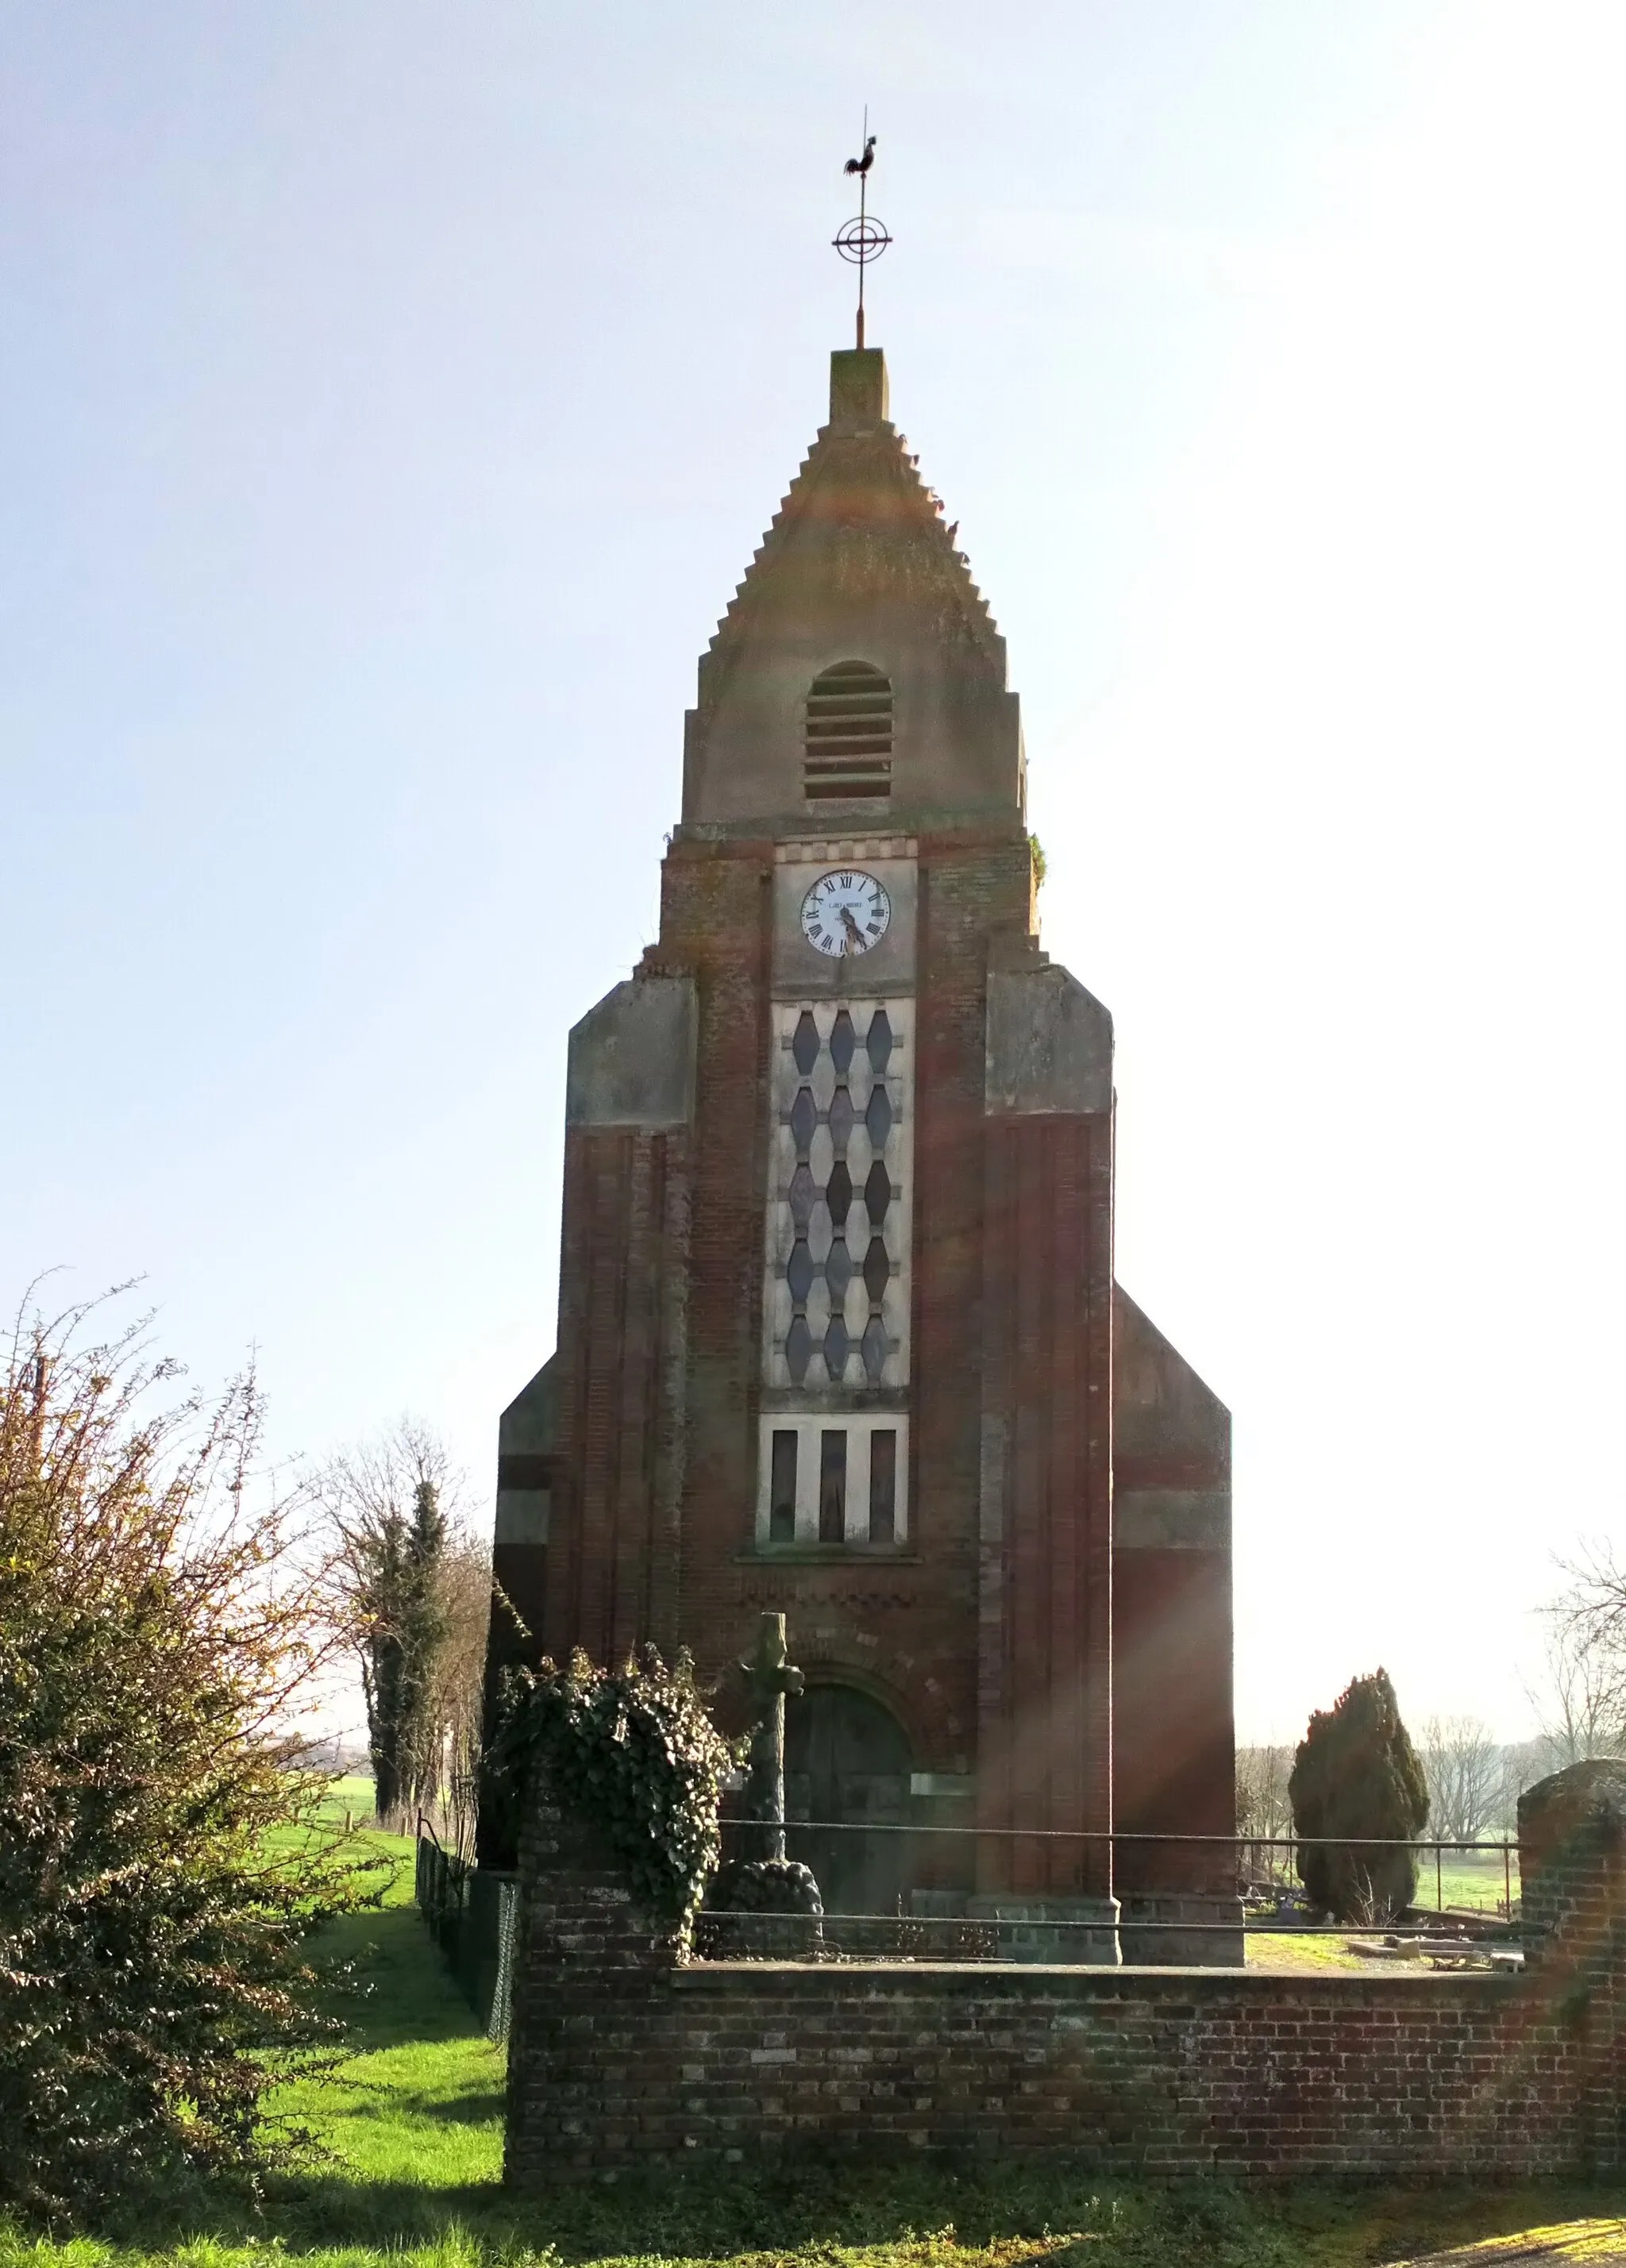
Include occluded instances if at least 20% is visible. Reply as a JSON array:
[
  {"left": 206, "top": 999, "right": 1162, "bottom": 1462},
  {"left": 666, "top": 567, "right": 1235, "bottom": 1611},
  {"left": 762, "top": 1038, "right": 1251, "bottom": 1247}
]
[{"left": 800, "top": 868, "right": 892, "bottom": 958}]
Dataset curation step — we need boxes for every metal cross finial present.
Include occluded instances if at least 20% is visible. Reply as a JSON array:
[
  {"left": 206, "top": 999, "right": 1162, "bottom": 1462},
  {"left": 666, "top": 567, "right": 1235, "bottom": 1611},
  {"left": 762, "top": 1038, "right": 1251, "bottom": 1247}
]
[{"left": 834, "top": 110, "right": 891, "bottom": 350}]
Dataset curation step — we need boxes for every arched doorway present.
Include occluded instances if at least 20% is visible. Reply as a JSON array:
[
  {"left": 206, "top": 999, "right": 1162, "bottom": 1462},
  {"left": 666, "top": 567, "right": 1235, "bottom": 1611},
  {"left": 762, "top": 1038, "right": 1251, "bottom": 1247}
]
[{"left": 784, "top": 1682, "right": 912, "bottom": 1916}]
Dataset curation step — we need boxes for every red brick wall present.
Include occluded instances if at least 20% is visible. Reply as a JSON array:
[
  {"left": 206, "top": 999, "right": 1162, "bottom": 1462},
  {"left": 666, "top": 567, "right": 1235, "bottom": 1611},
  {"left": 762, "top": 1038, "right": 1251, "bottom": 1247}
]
[
  {"left": 978, "top": 1111, "right": 1115, "bottom": 1897},
  {"left": 1112, "top": 1550, "right": 1234, "bottom": 1896},
  {"left": 538, "top": 1122, "right": 690, "bottom": 1669},
  {"left": 504, "top": 1806, "right": 1626, "bottom": 2186}
]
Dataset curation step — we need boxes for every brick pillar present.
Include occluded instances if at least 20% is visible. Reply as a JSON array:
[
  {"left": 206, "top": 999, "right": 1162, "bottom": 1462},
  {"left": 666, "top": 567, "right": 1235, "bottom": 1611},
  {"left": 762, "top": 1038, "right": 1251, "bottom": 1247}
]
[
  {"left": 503, "top": 1799, "right": 683, "bottom": 2188},
  {"left": 1518, "top": 1759, "right": 1626, "bottom": 2175},
  {"left": 544, "top": 1123, "right": 690, "bottom": 1668},
  {"left": 978, "top": 965, "right": 1115, "bottom": 1914}
]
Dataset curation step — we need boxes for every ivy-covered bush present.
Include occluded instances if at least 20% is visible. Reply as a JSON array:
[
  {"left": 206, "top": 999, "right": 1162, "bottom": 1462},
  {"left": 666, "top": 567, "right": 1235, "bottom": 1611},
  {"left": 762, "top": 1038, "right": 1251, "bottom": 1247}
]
[{"left": 488, "top": 1646, "right": 739, "bottom": 1935}]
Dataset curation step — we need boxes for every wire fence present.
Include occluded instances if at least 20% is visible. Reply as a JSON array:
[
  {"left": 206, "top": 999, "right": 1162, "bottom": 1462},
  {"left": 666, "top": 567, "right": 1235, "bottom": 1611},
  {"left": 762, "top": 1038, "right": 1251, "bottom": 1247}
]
[{"left": 694, "top": 1815, "right": 1523, "bottom": 1962}]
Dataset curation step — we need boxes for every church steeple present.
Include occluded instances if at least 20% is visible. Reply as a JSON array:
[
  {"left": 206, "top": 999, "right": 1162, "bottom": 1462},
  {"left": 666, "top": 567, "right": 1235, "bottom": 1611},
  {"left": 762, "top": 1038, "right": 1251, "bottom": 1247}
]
[{"left": 681, "top": 345, "right": 1025, "bottom": 838}]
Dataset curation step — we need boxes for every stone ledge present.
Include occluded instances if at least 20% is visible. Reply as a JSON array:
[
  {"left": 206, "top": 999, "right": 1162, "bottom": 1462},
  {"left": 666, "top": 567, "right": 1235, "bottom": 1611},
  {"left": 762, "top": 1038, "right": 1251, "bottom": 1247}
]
[{"left": 667, "top": 1960, "right": 1519, "bottom": 1999}]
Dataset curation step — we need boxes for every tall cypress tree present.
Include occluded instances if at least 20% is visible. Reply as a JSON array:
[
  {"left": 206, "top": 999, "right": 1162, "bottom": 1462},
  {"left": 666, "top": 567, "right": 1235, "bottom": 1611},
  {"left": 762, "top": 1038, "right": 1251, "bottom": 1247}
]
[{"left": 1289, "top": 1667, "right": 1429, "bottom": 1920}]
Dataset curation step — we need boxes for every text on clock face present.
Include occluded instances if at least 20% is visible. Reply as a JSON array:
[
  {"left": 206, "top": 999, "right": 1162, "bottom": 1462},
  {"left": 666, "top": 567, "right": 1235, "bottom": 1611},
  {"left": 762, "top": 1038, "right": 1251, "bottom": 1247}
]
[{"left": 800, "top": 870, "right": 893, "bottom": 957}]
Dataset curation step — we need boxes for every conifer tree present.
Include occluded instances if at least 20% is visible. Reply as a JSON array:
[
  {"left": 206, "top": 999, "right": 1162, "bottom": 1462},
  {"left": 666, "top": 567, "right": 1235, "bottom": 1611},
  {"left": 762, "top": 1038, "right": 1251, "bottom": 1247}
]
[{"left": 1289, "top": 1667, "right": 1429, "bottom": 1920}]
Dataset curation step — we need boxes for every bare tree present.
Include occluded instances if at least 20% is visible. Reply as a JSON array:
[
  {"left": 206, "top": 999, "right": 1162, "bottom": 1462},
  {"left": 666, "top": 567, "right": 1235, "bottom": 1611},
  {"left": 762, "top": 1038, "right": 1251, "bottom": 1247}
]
[
  {"left": 1235, "top": 1744, "right": 1294, "bottom": 1889},
  {"left": 324, "top": 1419, "right": 488, "bottom": 1834},
  {"left": 1419, "top": 1714, "right": 1504, "bottom": 1841},
  {"left": 1236, "top": 1744, "right": 1293, "bottom": 1842},
  {"left": 1524, "top": 1604, "right": 1626, "bottom": 1778},
  {"left": 433, "top": 1535, "right": 493, "bottom": 1858}
]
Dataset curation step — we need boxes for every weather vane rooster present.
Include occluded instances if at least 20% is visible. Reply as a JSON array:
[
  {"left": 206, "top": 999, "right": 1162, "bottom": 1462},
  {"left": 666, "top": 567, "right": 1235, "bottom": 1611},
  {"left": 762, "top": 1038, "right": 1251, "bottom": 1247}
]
[{"left": 832, "top": 115, "right": 890, "bottom": 349}]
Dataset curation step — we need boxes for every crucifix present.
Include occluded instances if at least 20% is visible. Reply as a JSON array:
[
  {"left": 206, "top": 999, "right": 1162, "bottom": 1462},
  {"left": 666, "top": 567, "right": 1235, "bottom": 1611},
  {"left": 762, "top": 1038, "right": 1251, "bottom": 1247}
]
[{"left": 739, "top": 1611, "right": 804, "bottom": 1863}]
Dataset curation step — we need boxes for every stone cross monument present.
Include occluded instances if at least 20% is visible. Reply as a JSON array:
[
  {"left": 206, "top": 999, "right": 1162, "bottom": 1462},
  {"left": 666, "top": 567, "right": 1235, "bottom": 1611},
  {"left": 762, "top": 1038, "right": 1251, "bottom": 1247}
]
[{"left": 739, "top": 1611, "right": 803, "bottom": 1863}]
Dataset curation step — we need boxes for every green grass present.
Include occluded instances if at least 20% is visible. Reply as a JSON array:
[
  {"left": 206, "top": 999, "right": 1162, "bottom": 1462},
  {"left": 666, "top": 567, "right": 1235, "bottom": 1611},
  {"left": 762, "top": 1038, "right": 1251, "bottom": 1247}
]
[
  {"left": 309, "top": 1776, "right": 383, "bottom": 1834},
  {"left": 2, "top": 1831, "right": 1619, "bottom": 2267},
  {"left": 1421, "top": 1849, "right": 1520, "bottom": 1918}
]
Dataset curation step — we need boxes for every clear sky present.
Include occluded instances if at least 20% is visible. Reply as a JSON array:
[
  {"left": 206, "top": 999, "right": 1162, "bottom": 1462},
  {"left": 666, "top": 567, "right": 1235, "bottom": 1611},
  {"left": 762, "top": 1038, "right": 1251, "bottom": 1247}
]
[{"left": 4, "top": 2, "right": 1623, "bottom": 1746}]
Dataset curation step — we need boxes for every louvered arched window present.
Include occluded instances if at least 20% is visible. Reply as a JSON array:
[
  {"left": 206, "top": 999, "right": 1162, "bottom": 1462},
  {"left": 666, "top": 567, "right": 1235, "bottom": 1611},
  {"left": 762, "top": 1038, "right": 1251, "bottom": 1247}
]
[{"left": 803, "top": 660, "right": 892, "bottom": 802}]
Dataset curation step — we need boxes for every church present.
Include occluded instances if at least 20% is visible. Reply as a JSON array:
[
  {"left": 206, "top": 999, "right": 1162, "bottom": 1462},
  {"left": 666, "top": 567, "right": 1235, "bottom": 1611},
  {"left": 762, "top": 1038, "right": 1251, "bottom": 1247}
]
[{"left": 480, "top": 332, "right": 1239, "bottom": 1960}]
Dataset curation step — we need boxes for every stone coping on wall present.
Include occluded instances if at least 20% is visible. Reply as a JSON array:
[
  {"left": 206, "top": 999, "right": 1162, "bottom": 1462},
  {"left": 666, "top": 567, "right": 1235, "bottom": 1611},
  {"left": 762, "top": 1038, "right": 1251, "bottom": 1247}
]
[{"left": 672, "top": 1959, "right": 1520, "bottom": 1998}]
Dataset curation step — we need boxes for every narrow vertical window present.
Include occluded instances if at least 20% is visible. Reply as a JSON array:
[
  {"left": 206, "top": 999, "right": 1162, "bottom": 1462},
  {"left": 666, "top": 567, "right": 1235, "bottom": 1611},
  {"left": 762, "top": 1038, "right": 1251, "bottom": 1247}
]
[
  {"left": 769, "top": 1430, "right": 798, "bottom": 1542},
  {"left": 869, "top": 1429, "right": 897, "bottom": 1543},
  {"left": 819, "top": 1430, "right": 847, "bottom": 1542}
]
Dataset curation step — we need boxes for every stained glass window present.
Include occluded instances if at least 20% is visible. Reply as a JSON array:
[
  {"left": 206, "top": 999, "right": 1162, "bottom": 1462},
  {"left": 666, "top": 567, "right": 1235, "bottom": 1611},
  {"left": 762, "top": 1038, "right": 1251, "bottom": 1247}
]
[
  {"left": 786, "top": 1239, "right": 815, "bottom": 1304},
  {"left": 863, "top": 1234, "right": 890, "bottom": 1304},
  {"left": 792, "top": 1011, "right": 820, "bottom": 1075},
  {"left": 788, "top": 1163, "right": 817, "bottom": 1230},
  {"left": 865, "top": 1083, "right": 892, "bottom": 1148},
  {"left": 789, "top": 1085, "right": 818, "bottom": 1155},
  {"left": 827, "top": 1085, "right": 853, "bottom": 1153},
  {"left": 861, "top": 1315, "right": 888, "bottom": 1382},
  {"left": 826, "top": 1160, "right": 852, "bottom": 1226},
  {"left": 865, "top": 1159, "right": 891, "bottom": 1226},
  {"left": 826, "top": 1237, "right": 852, "bottom": 1301},
  {"left": 824, "top": 1314, "right": 850, "bottom": 1380},
  {"left": 866, "top": 1008, "right": 892, "bottom": 1072},
  {"left": 785, "top": 1315, "right": 812, "bottom": 1384},
  {"left": 830, "top": 1010, "right": 856, "bottom": 1074}
]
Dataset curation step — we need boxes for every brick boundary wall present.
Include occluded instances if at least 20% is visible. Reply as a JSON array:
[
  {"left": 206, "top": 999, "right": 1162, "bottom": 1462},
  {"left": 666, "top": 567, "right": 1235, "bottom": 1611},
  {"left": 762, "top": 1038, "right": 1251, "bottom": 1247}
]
[{"left": 504, "top": 1765, "right": 1626, "bottom": 2186}]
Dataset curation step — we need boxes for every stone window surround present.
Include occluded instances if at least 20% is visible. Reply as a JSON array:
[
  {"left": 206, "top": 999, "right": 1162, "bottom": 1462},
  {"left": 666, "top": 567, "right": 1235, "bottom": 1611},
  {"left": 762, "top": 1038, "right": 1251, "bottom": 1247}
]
[{"left": 753, "top": 1411, "right": 910, "bottom": 1547}]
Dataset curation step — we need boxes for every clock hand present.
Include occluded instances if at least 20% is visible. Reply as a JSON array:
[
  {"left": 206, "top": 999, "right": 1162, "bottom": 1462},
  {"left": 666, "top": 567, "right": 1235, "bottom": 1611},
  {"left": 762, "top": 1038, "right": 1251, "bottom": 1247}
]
[{"left": 840, "top": 907, "right": 866, "bottom": 950}]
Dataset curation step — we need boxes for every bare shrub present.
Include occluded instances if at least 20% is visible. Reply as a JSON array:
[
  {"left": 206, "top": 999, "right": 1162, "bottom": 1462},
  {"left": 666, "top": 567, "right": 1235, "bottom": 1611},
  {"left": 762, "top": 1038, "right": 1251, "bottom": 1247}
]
[{"left": 0, "top": 1286, "right": 379, "bottom": 2219}]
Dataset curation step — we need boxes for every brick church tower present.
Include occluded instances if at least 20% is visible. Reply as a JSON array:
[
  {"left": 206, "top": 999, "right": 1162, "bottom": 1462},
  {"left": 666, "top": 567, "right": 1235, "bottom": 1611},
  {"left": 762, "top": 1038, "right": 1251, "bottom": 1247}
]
[{"left": 482, "top": 341, "right": 1239, "bottom": 1958}]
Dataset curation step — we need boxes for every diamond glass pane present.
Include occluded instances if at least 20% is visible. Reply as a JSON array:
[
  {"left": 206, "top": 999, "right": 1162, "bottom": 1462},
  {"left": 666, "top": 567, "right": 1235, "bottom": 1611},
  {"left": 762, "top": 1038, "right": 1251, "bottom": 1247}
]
[
  {"left": 825, "top": 1160, "right": 852, "bottom": 1227},
  {"left": 862, "top": 1234, "right": 890, "bottom": 1304},
  {"left": 792, "top": 1011, "right": 820, "bottom": 1075},
  {"left": 830, "top": 1010, "right": 856, "bottom": 1073},
  {"left": 823, "top": 1315, "right": 850, "bottom": 1380},
  {"left": 865, "top": 1083, "right": 892, "bottom": 1149},
  {"left": 866, "top": 1009, "right": 893, "bottom": 1072},
  {"left": 788, "top": 1164, "right": 816, "bottom": 1229},
  {"left": 827, "top": 1086, "right": 853, "bottom": 1155},
  {"left": 786, "top": 1239, "right": 815, "bottom": 1305},
  {"left": 861, "top": 1315, "right": 888, "bottom": 1382},
  {"left": 789, "top": 1085, "right": 817, "bottom": 1156},
  {"left": 825, "top": 1237, "right": 852, "bottom": 1301},
  {"left": 864, "top": 1159, "right": 891, "bottom": 1226},
  {"left": 785, "top": 1315, "right": 812, "bottom": 1384}
]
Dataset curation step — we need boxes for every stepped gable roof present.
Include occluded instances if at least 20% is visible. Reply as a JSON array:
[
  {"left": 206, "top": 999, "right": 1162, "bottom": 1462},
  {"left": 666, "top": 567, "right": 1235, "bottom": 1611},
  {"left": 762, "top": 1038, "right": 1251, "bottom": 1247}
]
[{"left": 696, "top": 348, "right": 1006, "bottom": 712}]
